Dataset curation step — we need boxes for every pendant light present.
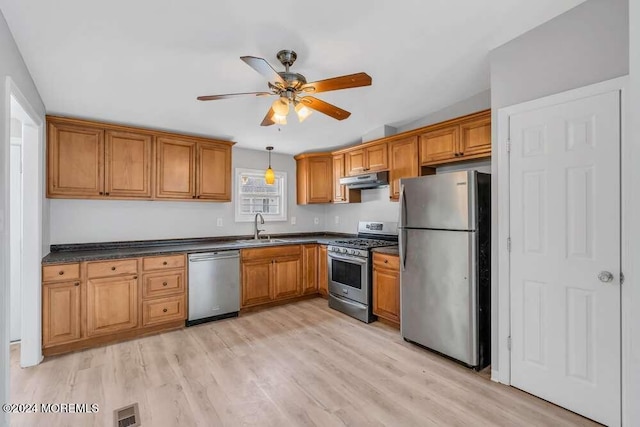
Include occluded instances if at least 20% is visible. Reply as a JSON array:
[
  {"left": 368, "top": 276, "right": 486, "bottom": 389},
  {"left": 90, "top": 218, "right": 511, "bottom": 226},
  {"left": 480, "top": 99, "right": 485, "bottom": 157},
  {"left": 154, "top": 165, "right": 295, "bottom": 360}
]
[{"left": 264, "top": 146, "right": 275, "bottom": 185}]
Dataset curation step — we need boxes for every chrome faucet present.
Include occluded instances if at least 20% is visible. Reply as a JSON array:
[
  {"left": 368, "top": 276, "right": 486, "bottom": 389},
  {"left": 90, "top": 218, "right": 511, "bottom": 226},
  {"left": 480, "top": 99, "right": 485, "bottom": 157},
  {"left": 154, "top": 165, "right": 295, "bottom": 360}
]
[{"left": 253, "top": 213, "right": 265, "bottom": 240}]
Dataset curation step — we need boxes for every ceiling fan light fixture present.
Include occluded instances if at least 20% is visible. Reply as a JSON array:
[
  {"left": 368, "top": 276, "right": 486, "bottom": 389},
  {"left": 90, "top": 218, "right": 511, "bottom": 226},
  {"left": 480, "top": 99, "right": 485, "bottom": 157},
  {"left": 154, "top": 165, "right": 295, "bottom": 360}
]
[
  {"left": 272, "top": 98, "right": 289, "bottom": 116},
  {"left": 295, "top": 102, "right": 313, "bottom": 122},
  {"left": 272, "top": 114, "right": 287, "bottom": 125}
]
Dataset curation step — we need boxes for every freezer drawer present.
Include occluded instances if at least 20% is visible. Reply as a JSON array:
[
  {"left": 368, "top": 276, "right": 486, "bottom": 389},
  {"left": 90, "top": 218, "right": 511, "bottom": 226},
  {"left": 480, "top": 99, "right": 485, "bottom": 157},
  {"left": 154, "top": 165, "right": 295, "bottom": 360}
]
[{"left": 400, "top": 228, "right": 478, "bottom": 366}]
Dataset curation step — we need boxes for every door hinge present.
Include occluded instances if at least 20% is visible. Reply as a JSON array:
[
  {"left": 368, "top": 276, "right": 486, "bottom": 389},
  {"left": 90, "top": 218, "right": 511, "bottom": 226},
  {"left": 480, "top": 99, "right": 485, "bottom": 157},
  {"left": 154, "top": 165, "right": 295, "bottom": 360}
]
[
  {"left": 507, "top": 237, "right": 511, "bottom": 252},
  {"left": 507, "top": 336, "right": 512, "bottom": 351},
  {"left": 621, "top": 272, "right": 625, "bottom": 285},
  {"left": 506, "top": 141, "right": 511, "bottom": 152}
]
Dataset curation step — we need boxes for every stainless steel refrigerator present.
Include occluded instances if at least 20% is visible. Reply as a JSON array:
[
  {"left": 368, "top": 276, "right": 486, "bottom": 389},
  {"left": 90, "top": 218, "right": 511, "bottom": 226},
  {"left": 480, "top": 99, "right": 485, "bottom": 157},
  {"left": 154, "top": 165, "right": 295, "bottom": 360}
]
[{"left": 399, "top": 171, "right": 490, "bottom": 369}]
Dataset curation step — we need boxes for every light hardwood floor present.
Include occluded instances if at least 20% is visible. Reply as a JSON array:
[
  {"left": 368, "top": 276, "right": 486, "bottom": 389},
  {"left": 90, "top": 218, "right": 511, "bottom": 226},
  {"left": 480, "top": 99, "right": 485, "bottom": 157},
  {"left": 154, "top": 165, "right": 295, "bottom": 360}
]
[{"left": 10, "top": 298, "right": 597, "bottom": 426}]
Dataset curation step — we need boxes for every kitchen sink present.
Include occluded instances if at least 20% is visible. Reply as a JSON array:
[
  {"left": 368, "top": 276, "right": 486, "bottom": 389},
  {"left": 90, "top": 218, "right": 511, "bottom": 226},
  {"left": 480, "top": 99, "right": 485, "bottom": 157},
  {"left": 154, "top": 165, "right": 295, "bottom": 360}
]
[{"left": 234, "top": 238, "right": 288, "bottom": 244}]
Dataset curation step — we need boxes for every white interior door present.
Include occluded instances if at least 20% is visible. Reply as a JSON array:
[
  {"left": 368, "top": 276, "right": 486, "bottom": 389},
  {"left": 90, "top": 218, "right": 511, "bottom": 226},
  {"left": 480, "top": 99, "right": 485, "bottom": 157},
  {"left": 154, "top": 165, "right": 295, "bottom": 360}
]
[{"left": 509, "top": 90, "right": 621, "bottom": 426}]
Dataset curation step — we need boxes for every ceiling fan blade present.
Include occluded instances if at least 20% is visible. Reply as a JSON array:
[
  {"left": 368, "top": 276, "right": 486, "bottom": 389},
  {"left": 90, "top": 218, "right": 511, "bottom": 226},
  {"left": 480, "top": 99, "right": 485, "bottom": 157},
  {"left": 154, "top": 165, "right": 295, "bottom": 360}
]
[
  {"left": 241, "top": 56, "right": 286, "bottom": 85},
  {"left": 197, "top": 92, "right": 272, "bottom": 101},
  {"left": 299, "top": 97, "right": 351, "bottom": 120},
  {"left": 300, "top": 72, "right": 372, "bottom": 94},
  {"left": 260, "top": 108, "right": 276, "bottom": 126}
]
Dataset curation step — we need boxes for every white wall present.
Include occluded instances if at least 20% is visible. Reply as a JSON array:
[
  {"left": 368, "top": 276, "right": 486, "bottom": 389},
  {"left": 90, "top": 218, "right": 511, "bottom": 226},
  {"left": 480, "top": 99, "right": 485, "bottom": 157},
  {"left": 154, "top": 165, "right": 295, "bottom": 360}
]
[
  {"left": 627, "top": 0, "right": 639, "bottom": 424},
  {"left": 0, "top": 9, "right": 46, "bottom": 426},
  {"left": 50, "top": 147, "right": 327, "bottom": 244},
  {"left": 9, "top": 133, "right": 20, "bottom": 342}
]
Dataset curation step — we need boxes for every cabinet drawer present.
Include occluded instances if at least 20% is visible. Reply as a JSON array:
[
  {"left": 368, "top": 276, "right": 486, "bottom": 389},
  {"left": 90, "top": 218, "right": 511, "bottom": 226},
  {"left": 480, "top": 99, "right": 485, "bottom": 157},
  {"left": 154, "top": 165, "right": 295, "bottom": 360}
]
[
  {"left": 43, "top": 263, "right": 80, "bottom": 282},
  {"left": 142, "top": 270, "right": 185, "bottom": 299},
  {"left": 142, "top": 295, "right": 186, "bottom": 326},
  {"left": 142, "top": 254, "right": 185, "bottom": 271},
  {"left": 87, "top": 258, "right": 138, "bottom": 278},
  {"left": 373, "top": 253, "right": 400, "bottom": 270},
  {"left": 241, "top": 245, "right": 301, "bottom": 261}
]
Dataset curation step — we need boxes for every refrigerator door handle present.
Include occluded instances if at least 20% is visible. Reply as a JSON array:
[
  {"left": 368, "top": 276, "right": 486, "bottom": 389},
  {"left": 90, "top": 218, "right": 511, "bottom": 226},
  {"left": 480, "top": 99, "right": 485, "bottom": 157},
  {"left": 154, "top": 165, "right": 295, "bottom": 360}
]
[
  {"left": 399, "top": 183, "right": 407, "bottom": 229},
  {"left": 399, "top": 184, "right": 408, "bottom": 271}
]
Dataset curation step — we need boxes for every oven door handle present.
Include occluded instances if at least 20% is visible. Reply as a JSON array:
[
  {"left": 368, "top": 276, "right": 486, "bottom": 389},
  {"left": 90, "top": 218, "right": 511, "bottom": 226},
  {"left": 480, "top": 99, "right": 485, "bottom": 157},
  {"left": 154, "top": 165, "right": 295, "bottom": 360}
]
[
  {"left": 328, "top": 253, "right": 368, "bottom": 265},
  {"left": 330, "top": 293, "right": 368, "bottom": 309}
]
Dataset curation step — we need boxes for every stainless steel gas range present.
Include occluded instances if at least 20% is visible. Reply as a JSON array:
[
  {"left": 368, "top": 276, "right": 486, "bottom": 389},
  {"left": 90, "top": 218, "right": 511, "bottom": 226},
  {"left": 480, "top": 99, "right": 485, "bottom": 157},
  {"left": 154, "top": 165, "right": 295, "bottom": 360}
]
[{"left": 327, "top": 221, "right": 398, "bottom": 323}]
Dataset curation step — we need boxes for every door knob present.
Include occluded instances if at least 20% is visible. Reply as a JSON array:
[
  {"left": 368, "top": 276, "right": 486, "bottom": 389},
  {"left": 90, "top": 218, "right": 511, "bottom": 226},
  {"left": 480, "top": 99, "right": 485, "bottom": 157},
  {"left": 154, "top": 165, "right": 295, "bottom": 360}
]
[{"left": 598, "top": 271, "right": 614, "bottom": 283}]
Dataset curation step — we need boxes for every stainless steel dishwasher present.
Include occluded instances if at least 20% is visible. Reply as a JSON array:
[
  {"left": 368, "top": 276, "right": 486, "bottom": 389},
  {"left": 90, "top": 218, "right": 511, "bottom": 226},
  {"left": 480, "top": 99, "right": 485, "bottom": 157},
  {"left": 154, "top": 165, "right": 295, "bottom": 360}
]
[{"left": 187, "top": 250, "right": 240, "bottom": 326}]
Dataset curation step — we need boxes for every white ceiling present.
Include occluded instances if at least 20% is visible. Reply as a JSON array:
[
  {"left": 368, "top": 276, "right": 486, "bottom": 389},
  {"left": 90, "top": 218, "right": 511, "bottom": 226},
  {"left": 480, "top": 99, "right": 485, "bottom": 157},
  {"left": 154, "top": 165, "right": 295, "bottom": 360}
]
[{"left": 0, "top": 0, "right": 585, "bottom": 154}]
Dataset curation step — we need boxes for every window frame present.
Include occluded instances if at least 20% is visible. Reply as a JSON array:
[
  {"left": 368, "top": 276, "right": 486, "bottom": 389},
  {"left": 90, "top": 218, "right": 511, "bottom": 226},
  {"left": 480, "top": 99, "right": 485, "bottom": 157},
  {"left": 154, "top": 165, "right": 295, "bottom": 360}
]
[{"left": 234, "top": 167, "right": 287, "bottom": 222}]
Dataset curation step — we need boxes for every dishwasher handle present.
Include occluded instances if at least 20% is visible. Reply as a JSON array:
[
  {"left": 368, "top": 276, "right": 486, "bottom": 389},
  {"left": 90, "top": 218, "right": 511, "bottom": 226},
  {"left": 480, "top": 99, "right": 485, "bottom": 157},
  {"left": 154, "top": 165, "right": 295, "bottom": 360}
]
[{"left": 189, "top": 251, "right": 240, "bottom": 262}]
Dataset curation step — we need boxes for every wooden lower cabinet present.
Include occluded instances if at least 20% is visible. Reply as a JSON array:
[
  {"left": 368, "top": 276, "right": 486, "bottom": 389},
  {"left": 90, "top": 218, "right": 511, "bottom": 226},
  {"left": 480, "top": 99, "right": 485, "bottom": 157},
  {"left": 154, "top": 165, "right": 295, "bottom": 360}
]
[
  {"left": 42, "top": 280, "right": 82, "bottom": 347},
  {"left": 372, "top": 253, "right": 400, "bottom": 325},
  {"left": 86, "top": 274, "right": 139, "bottom": 337},
  {"left": 241, "top": 260, "right": 273, "bottom": 307},
  {"left": 43, "top": 255, "right": 187, "bottom": 356},
  {"left": 302, "top": 244, "right": 318, "bottom": 295},
  {"left": 318, "top": 245, "right": 328, "bottom": 296},
  {"left": 273, "top": 257, "right": 302, "bottom": 299}
]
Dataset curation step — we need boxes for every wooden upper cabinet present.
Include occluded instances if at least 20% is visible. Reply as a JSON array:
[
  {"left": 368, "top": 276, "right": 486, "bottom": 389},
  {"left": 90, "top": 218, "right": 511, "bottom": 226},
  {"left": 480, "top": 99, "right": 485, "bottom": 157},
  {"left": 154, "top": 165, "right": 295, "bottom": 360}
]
[
  {"left": 197, "top": 142, "right": 232, "bottom": 201},
  {"left": 42, "top": 281, "right": 82, "bottom": 347},
  {"left": 345, "top": 148, "right": 366, "bottom": 176},
  {"left": 48, "top": 120, "right": 104, "bottom": 197},
  {"left": 156, "top": 137, "right": 196, "bottom": 199},
  {"left": 86, "top": 274, "right": 139, "bottom": 337},
  {"left": 389, "top": 136, "right": 419, "bottom": 200},
  {"left": 295, "top": 153, "right": 332, "bottom": 205},
  {"left": 105, "top": 130, "right": 153, "bottom": 198},
  {"left": 459, "top": 112, "right": 491, "bottom": 157},
  {"left": 365, "top": 143, "right": 388, "bottom": 172},
  {"left": 332, "top": 154, "right": 347, "bottom": 203},
  {"left": 419, "top": 125, "right": 459, "bottom": 165}
]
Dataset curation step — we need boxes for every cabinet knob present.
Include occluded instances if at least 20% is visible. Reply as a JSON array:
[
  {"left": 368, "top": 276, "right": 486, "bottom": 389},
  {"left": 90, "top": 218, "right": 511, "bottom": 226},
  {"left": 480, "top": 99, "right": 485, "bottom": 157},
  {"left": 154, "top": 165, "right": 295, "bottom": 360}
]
[
  {"left": 192, "top": 195, "right": 196, "bottom": 199},
  {"left": 74, "top": 282, "right": 80, "bottom": 286},
  {"left": 163, "top": 308, "right": 168, "bottom": 313},
  {"left": 197, "top": 195, "right": 201, "bottom": 199},
  {"left": 163, "top": 282, "right": 168, "bottom": 286},
  {"left": 58, "top": 271, "right": 64, "bottom": 275},
  {"left": 384, "top": 259, "right": 388, "bottom": 263},
  {"left": 111, "top": 267, "right": 116, "bottom": 271},
  {"left": 133, "top": 276, "right": 138, "bottom": 279},
  {"left": 105, "top": 192, "right": 110, "bottom": 196},
  {"left": 99, "top": 192, "right": 103, "bottom": 195},
  {"left": 163, "top": 261, "right": 168, "bottom": 265}
]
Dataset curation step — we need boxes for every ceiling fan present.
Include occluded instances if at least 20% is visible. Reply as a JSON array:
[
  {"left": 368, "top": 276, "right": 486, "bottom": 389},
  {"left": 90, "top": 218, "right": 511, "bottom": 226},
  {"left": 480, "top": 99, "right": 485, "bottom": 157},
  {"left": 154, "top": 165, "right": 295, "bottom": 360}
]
[{"left": 197, "top": 50, "right": 372, "bottom": 126}]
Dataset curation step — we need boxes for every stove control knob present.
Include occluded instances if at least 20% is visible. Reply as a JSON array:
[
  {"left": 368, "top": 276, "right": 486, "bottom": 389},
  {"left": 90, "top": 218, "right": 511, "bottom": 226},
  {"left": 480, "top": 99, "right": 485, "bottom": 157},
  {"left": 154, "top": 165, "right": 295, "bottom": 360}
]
[
  {"left": 351, "top": 250, "right": 357, "bottom": 255},
  {"left": 342, "top": 248, "right": 348, "bottom": 254}
]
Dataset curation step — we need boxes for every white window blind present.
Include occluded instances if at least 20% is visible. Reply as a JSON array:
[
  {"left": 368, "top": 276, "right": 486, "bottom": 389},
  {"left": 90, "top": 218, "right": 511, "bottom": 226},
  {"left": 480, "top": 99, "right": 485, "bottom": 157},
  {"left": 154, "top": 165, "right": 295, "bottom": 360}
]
[{"left": 235, "top": 168, "right": 287, "bottom": 222}]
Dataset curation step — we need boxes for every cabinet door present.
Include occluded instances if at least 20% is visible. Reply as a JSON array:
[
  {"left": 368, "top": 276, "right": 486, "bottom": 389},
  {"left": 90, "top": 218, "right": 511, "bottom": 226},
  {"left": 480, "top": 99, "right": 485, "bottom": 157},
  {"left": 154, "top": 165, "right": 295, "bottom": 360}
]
[
  {"left": 332, "top": 154, "right": 347, "bottom": 203},
  {"left": 389, "top": 137, "right": 419, "bottom": 200},
  {"left": 318, "top": 245, "right": 328, "bottom": 296},
  {"left": 272, "top": 256, "right": 302, "bottom": 300},
  {"left": 241, "top": 260, "right": 272, "bottom": 307},
  {"left": 307, "top": 157, "right": 332, "bottom": 203},
  {"left": 459, "top": 113, "right": 491, "bottom": 157},
  {"left": 156, "top": 137, "right": 196, "bottom": 199},
  {"left": 197, "top": 142, "right": 231, "bottom": 200},
  {"left": 86, "top": 275, "right": 139, "bottom": 336},
  {"left": 345, "top": 149, "right": 366, "bottom": 176},
  {"left": 42, "top": 281, "right": 82, "bottom": 347},
  {"left": 302, "top": 245, "right": 318, "bottom": 295},
  {"left": 373, "top": 267, "right": 400, "bottom": 324},
  {"left": 419, "top": 125, "right": 459, "bottom": 165},
  {"left": 47, "top": 121, "right": 104, "bottom": 197},
  {"left": 105, "top": 130, "right": 153, "bottom": 198},
  {"left": 365, "top": 143, "right": 388, "bottom": 172}
]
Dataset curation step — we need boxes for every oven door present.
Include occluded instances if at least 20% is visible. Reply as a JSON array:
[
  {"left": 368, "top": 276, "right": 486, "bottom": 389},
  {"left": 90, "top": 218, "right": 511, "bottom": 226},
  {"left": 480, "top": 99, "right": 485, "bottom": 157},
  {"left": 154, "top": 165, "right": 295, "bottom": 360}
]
[{"left": 328, "top": 252, "right": 368, "bottom": 304}]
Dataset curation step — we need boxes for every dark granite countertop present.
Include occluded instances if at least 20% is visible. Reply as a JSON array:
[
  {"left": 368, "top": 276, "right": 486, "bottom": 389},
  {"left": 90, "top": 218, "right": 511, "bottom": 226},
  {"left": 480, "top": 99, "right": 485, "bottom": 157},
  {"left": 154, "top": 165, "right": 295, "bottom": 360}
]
[
  {"left": 371, "top": 245, "right": 399, "bottom": 256},
  {"left": 43, "top": 232, "right": 353, "bottom": 264}
]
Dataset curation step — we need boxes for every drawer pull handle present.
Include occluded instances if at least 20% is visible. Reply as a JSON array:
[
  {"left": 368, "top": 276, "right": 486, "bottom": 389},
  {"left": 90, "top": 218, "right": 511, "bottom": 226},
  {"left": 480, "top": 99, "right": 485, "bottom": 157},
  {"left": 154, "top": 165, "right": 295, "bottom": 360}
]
[
  {"left": 133, "top": 276, "right": 138, "bottom": 279},
  {"left": 163, "top": 261, "right": 168, "bottom": 265},
  {"left": 163, "top": 282, "right": 168, "bottom": 286},
  {"left": 58, "top": 271, "right": 64, "bottom": 275},
  {"left": 163, "top": 308, "right": 168, "bottom": 313},
  {"left": 111, "top": 267, "right": 116, "bottom": 271},
  {"left": 74, "top": 282, "right": 80, "bottom": 286}
]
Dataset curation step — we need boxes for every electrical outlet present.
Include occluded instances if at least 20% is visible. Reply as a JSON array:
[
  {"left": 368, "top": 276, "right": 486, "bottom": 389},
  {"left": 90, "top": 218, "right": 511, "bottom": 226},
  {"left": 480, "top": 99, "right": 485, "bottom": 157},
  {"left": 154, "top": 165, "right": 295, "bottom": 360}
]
[
  {"left": 334, "top": 216, "right": 340, "bottom": 224},
  {"left": 291, "top": 216, "right": 296, "bottom": 225},
  {"left": 314, "top": 217, "right": 319, "bottom": 225},
  {"left": 216, "top": 218, "right": 223, "bottom": 227}
]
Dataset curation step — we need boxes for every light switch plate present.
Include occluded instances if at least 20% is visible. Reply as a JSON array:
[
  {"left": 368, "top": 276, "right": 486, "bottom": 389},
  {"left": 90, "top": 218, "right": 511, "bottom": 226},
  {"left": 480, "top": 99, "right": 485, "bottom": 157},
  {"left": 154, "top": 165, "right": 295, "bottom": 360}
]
[
  {"left": 314, "top": 217, "right": 319, "bottom": 225},
  {"left": 334, "top": 216, "right": 340, "bottom": 224},
  {"left": 291, "top": 216, "right": 296, "bottom": 225},
  {"left": 216, "top": 218, "right": 223, "bottom": 227}
]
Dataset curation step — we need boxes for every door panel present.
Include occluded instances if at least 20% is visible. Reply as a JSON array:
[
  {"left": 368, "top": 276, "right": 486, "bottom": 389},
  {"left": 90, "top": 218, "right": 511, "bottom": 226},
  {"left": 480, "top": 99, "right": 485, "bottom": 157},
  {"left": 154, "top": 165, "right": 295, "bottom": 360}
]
[
  {"left": 42, "top": 281, "right": 82, "bottom": 347},
  {"left": 273, "top": 257, "right": 301, "bottom": 299},
  {"left": 307, "top": 157, "right": 332, "bottom": 203},
  {"left": 86, "top": 275, "right": 138, "bottom": 336},
  {"left": 389, "top": 136, "right": 418, "bottom": 200},
  {"left": 197, "top": 142, "right": 231, "bottom": 200},
  {"left": 400, "top": 229, "right": 476, "bottom": 365},
  {"left": 459, "top": 114, "right": 491, "bottom": 156},
  {"left": 332, "top": 154, "right": 347, "bottom": 202},
  {"left": 241, "top": 261, "right": 272, "bottom": 307},
  {"left": 365, "top": 143, "right": 388, "bottom": 171},
  {"left": 419, "top": 125, "right": 459, "bottom": 165},
  {"left": 318, "top": 245, "right": 328, "bottom": 296},
  {"left": 345, "top": 149, "right": 366, "bottom": 175},
  {"left": 156, "top": 137, "right": 196, "bottom": 199},
  {"left": 509, "top": 90, "right": 621, "bottom": 426},
  {"left": 302, "top": 245, "right": 318, "bottom": 295},
  {"left": 105, "top": 130, "right": 152, "bottom": 198}
]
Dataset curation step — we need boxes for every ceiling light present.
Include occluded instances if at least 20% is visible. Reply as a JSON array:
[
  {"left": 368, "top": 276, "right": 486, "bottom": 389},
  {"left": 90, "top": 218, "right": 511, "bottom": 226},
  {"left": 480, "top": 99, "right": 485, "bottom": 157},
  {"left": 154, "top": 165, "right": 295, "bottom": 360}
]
[
  {"left": 272, "top": 114, "right": 287, "bottom": 125},
  {"left": 264, "top": 146, "right": 275, "bottom": 185},
  {"left": 272, "top": 98, "right": 289, "bottom": 116},
  {"left": 295, "top": 102, "right": 313, "bottom": 122}
]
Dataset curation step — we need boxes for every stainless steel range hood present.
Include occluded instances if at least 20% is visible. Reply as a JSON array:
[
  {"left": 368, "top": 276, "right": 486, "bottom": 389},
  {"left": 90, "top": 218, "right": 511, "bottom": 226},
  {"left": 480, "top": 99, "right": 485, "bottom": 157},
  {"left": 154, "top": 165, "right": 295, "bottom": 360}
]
[{"left": 339, "top": 171, "right": 389, "bottom": 189}]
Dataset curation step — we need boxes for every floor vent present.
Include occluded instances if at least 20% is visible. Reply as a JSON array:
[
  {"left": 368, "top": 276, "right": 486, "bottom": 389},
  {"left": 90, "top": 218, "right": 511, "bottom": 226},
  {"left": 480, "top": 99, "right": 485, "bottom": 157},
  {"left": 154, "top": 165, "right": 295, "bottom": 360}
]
[{"left": 114, "top": 403, "right": 140, "bottom": 427}]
